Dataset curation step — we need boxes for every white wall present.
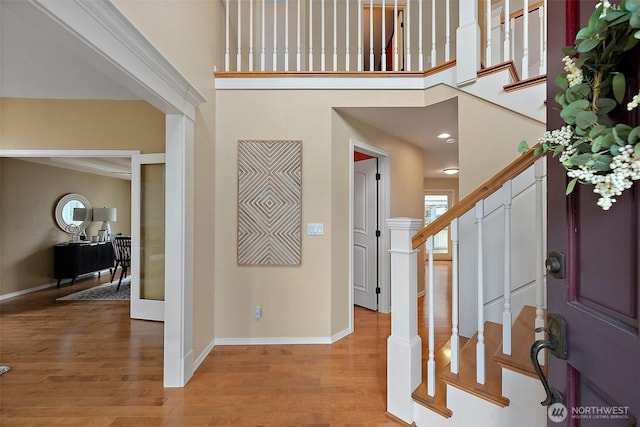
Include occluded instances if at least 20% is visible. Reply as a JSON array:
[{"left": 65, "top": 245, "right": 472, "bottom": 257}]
[{"left": 458, "top": 159, "right": 546, "bottom": 338}]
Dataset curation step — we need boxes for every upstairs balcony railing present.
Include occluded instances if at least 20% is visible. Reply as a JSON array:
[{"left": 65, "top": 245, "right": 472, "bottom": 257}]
[{"left": 221, "top": 0, "right": 547, "bottom": 80}]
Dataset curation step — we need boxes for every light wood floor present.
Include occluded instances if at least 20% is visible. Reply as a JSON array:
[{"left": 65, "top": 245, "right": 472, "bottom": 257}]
[{"left": 0, "top": 262, "right": 452, "bottom": 426}]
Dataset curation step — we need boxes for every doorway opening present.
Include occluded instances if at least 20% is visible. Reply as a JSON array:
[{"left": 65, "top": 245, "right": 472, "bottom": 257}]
[
  {"left": 424, "top": 190, "right": 455, "bottom": 260},
  {"left": 349, "top": 139, "right": 390, "bottom": 334}
]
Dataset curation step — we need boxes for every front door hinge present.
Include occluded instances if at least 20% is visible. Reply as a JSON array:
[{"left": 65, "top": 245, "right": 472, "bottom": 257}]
[
  {"left": 376, "top": 286, "right": 381, "bottom": 294},
  {"left": 375, "top": 230, "right": 381, "bottom": 237},
  {"left": 375, "top": 173, "right": 381, "bottom": 181}
]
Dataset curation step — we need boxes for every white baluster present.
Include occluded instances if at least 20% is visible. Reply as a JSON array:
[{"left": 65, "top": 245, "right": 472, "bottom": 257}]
[
  {"left": 430, "top": 0, "right": 436, "bottom": 67},
  {"left": 394, "top": 0, "right": 398, "bottom": 71},
  {"left": 427, "top": 235, "right": 436, "bottom": 396},
  {"left": 237, "top": 0, "right": 242, "bottom": 71},
  {"left": 309, "top": 0, "right": 313, "bottom": 71},
  {"left": 406, "top": 0, "right": 411, "bottom": 71},
  {"left": 386, "top": 218, "right": 423, "bottom": 423},
  {"left": 503, "top": 0, "right": 510, "bottom": 61},
  {"left": 521, "top": 0, "right": 529, "bottom": 79},
  {"left": 539, "top": 4, "right": 546, "bottom": 75},
  {"left": 261, "top": 0, "right": 266, "bottom": 71},
  {"left": 381, "top": 0, "right": 386, "bottom": 71},
  {"left": 297, "top": 0, "right": 301, "bottom": 71},
  {"left": 225, "top": 0, "right": 230, "bottom": 71},
  {"left": 485, "top": 0, "right": 491, "bottom": 67},
  {"left": 445, "top": 0, "right": 450, "bottom": 61},
  {"left": 369, "top": 0, "right": 374, "bottom": 71},
  {"left": 333, "top": 0, "right": 337, "bottom": 71},
  {"left": 345, "top": 0, "right": 350, "bottom": 71},
  {"left": 285, "top": 0, "right": 289, "bottom": 71},
  {"left": 273, "top": 0, "right": 278, "bottom": 71},
  {"left": 358, "top": 0, "right": 363, "bottom": 71},
  {"left": 510, "top": 18, "right": 515, "bottom": 66},
  {"left": 476, "top": 200, "right": 485, "bottom": 385},
  {"left": 535, "top": 159, "right": 545, "bottom": 340},
  {"left": 502, "top": 181, "right": 512, "bottom": 356},
  {"left": 249, "top": 0, "right": 254, "bottom": 71},
  {"left": 418, "top": 0, "right": 423, "bottom": 71},
  {"left": 450, "top": 218, "right": 460, "bottom": 374}
]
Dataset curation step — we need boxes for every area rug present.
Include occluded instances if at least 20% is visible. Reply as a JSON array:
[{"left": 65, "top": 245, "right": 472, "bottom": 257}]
[{"left": 57, "top": 278, "right": 131, "bottom": 301}]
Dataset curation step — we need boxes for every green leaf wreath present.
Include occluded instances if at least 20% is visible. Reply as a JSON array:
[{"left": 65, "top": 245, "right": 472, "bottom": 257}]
[{"left": 520, "top": 0, "right": 640, "bottom": 210}]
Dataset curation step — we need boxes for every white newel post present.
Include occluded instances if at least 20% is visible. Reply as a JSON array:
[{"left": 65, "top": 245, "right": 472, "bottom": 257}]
[
  {"left": 387, "top": 217, "right": 423, "bottom": 424},
  {"left": 456, "top": 0, "right": 480, "bottom": 86}
]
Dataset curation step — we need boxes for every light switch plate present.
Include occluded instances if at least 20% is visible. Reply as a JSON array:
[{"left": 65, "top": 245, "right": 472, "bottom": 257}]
[{"left": 307, "top": 223, "right": 324, "bottom": 235}]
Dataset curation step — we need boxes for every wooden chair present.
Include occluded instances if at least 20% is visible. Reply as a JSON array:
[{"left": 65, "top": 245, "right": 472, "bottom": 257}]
[{"left": 111, "top": 236, "right": 131, "bottom": 291}]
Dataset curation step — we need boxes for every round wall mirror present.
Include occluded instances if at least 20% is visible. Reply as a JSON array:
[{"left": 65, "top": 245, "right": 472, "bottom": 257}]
[{"left": 55, "top": 193, "right": 92, "bottom": 233}]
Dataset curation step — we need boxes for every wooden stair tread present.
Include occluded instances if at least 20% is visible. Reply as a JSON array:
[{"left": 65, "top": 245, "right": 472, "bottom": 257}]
[
  {"left": 441, "top": 322, "right": 510, "bottom": 408},
  {"left": 412, "top": 337, "right": 470, "bottom": 418},
  {"left": 494, "top": 305, "right": 546, "bottom": 379}
]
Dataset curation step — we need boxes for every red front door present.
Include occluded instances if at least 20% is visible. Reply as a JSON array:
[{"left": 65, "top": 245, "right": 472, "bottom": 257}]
[{"left": 545, "top": 1, "right": 640, "bottom": 426}]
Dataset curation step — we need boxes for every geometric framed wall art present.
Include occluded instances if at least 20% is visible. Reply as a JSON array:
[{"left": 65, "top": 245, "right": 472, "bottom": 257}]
[{"left": 237, "top": 140, "right": 302, "bottom": 265}]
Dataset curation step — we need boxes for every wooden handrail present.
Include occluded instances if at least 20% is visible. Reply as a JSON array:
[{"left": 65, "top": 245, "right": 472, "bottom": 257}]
[{"left": 412, "top": 145, "right": 543, "bottom": 249}]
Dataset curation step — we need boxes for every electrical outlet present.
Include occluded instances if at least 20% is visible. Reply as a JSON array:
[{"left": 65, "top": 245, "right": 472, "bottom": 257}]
[{"left": 254, "top": 305, "right": 262, "bottom": 319}]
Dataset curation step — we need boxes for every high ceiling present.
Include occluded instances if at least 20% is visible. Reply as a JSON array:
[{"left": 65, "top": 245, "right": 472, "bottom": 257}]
[{"left": 1, "top": 1, "right": 458, "bottom": 180}]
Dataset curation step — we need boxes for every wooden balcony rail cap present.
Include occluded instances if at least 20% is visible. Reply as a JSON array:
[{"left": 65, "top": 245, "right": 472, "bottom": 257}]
[{"left": 412, "top": 144, "right": 543, "bottom": 250}]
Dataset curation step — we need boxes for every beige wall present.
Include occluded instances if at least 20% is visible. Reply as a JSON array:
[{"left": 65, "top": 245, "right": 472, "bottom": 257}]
[
  {"left": 424, "top": 178, "right": 459, "bottom": 198},
  {"left": 0, "top": 99, "right": 164, "bottom": 152},
  {"left": 456, "top": 95, "right": 545, "bottom": 197},
  {"left": 214, "top": 85, "right": 542, "bottom": 340},
  {"left": 0, "top": 158, "right": 131, "bottom": 295},
  {"left": 215, "top": 89, "right": 426, "bottom": 339},
  {"left": 114, "top": 0, "right": 223, "bottom": 359}
]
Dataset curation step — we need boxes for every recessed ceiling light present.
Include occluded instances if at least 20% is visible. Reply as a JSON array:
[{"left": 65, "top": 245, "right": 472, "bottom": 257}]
[
  {"left": 443, "top": 168, "right": 459, "bottom": 175},
  {"left": 446, "top": 138, "right": 457, "bottom": 144},
  {"left": 437, "top": 132, "right": 451, "bottom": 139}
]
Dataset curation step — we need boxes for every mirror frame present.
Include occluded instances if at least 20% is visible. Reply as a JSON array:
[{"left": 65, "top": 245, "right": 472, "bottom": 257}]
[{"left": 55, "top": 193, "right": 92, "bottom": 232}]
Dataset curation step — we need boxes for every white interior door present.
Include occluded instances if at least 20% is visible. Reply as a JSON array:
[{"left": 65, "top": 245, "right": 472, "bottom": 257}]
[
  {"left": 131, "top": 153, "right": 165, "bottom": 321},
  {"left": 353, "top": 157, "right": 378, "bottom": 311}
]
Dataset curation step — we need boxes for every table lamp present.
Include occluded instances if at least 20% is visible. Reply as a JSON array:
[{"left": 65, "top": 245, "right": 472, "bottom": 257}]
[{"left": 93, "top": 207, "right": 117, "bottom": 241}]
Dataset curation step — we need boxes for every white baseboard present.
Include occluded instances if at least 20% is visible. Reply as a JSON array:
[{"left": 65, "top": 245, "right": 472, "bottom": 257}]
[
  {"left": 214, "top": 336, "right": 333, "bottom": 345},
  {"left": 0, "top": 269, "right": 114, "bottom": 301},
  {"left": 213, "top": 328, "right": 353, "bottom": 345},
  {"left": 193, "top": 339, "right": 216, "bottom": 372},
  {"left": 0, "top": 281, "right": 57, "bottom": 301},
  {"left": 331, "top": 326, "right": 352, "bottom": 343}
]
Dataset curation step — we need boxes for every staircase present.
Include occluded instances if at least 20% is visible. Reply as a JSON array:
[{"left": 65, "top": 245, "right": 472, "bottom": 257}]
[
  {"left": 412, "top": 307, "right": 546, "bottom": 426},
  {"left": 386, "top": 149, "right": 549, "bottom": 426}
]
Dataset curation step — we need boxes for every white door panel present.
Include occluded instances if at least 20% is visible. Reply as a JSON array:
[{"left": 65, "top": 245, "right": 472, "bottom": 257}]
[{"left": 353, "top": 157, "right": 378, "bottom": 310}]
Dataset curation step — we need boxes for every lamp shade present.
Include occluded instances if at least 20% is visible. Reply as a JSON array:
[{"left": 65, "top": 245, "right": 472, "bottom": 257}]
[{"left": 93, "top": 207, "right": 117, "bottom": 222}]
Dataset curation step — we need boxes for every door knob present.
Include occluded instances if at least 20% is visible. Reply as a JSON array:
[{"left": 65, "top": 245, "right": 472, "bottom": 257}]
[
  {"left": 530, "top": 313, "right": 568, "bottom": 407},
  {"left": 545, "top": 251, "right": 565, "bottom": 279}
]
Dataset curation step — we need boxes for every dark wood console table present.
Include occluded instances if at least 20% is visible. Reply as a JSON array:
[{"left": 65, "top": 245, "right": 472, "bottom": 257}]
[{"left": 54, "top": 242, "right": 115, "bottom": 287}]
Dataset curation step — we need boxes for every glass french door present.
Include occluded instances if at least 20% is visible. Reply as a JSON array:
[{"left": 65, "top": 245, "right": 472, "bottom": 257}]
[
  {"left": 131, "top": 154, "right": 165, "bottom": 321},
  {"left": 424, "top": 191, "right": 454, "bottom": 260}
]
